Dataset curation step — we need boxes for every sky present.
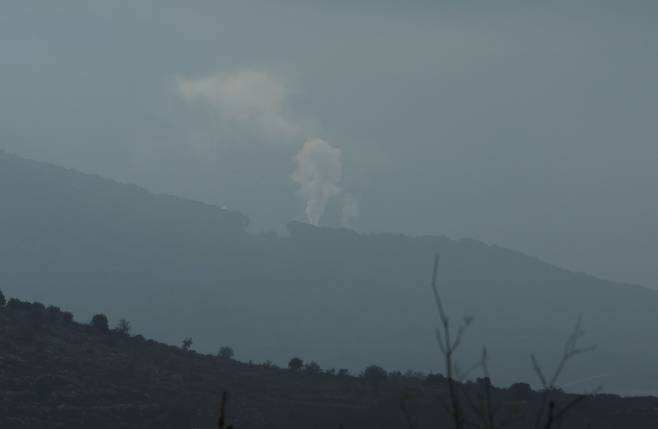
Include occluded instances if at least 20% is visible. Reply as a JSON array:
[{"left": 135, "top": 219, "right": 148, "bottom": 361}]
[{"left": 2, "top": 0, "right": 658, "bottom": 287}]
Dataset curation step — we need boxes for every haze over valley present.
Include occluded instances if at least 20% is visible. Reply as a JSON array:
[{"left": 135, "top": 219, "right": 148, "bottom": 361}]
[{"left": 2, "top": 1, "right": 658, "bottom": 427}]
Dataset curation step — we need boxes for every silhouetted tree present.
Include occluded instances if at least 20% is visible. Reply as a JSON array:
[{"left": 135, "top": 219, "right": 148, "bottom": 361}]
[
  {"left": 509, "top": 382, "right": 532, "bottom": 399},
  {"left": 182, "top": 337, "right": 193, "bottom": 351},
  {"left": 45, "top": 305, "right": 61, "bottom": 320},
  {"left": 425, "top": 373, "right": 446, "bottom": 386},
  {"left": 0, "top": 289, "right": 5, "bottom": 307},
  {"left": 90, "top": 314, "right": 109, "bottom": 332},
  {"left": 304, "top": 361, "right": 322, "bottom": 375},
  {"left": 114, "top": 318, "right": 132, "bottom": 335},
  {"left": 218, "top": 346, "right": 234, "bottom": 359},
  {"left": 261, "top": 360, "right": 275, "bottom": 368},
  {"left": 6, "top": 298, "right": 21, "bottom": 309},
  {"left": 363, "top": 365, "right": 388, "bottom": 392},
  {"left": 288, "top": 357, "right": 303, "bottom": 371}
]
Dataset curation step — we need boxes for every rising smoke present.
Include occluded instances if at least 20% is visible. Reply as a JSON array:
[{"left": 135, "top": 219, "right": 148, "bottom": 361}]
[
  {"left": 341, "top": 193, "right": 359, "bottom": 227},
  {"left": 176, "top": 70, "right": 357, "bottom": 226},
  {"left": 291, "top": 139, "right": 351, "bottom": 226}
]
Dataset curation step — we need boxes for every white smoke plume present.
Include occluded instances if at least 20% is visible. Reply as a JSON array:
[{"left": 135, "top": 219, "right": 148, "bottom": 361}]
[
  {"left": 291, "top": 139, "right": 345, "bottom": 226},
  {"left": 341, "top": 193, "right": 359, "bottom": 227},
  {"left": 175, "top": 69, "right": 358, "bottom": 226}
]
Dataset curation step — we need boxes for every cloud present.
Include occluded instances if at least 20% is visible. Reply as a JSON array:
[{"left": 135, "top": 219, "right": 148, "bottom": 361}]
[{"left": 176, "top": 70, "right": 298, "bottom": 139}]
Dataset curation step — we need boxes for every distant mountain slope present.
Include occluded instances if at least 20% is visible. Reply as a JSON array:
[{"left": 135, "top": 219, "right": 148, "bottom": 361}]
[
  {"left": 1, "top": 151, "right": 657, "bottom": 394},
  {"left": 3, "top": 296, "right": 658, "bottom": 429},
  {"left": 0, "top": 150, "right": 248, "bottom": 303}
]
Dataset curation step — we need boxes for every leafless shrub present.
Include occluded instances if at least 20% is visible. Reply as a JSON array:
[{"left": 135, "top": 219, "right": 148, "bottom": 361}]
[
  {"left": 429, "top": 254, "right": 599, "bottom": 429},
  {"left": 530, "top": 316, "right": 600, "bottom": 429}
]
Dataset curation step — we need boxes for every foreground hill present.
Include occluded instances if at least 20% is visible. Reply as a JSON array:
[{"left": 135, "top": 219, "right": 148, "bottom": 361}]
[
  {"left": 2, "top": 296, "right": 658, "bottom": 429},
  {"left": 1, "top": 150, "right": 658, "bottom": 393}
]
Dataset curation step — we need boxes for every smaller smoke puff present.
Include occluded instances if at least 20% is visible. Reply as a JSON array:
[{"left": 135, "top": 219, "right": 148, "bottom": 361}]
[
  {"left": 341, "top": 193, "right": 359, "bottom": 227},
  {"left": 291, "top": 139, "right": 344, "bottom": 226}
]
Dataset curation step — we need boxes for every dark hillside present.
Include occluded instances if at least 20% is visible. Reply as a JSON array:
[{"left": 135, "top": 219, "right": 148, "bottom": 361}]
[{"left": 2, "top": 297, "right": 658, "bottom": 429}]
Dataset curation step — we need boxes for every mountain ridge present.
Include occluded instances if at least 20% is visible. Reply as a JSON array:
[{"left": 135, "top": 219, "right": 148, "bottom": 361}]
[{"left": 1, "top": 150, "right": 657, "bottom": 394}]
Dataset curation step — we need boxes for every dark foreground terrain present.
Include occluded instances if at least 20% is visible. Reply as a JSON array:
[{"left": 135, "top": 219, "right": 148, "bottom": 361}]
[{"left": 1, "top": 296, "right": 658, "bottom": 429}]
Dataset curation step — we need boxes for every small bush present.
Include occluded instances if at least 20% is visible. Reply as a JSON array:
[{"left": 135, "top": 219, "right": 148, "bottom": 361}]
[
  {"left": 509, "top": 382, "right": 532, "bottom": 399},
  {"left": 218, "top": 346, "right": 235, "bottom": 359},
  {"left": 7, "top": 298, "right": 26, "bottom": 310},
  {"left": 181, "top": 337, "right": 193, "bottom": 351},
  {"left": 90, "top": 314, "right": 109, "bottom": 332},
  {"left": 304, "top": 361, "right": 322, "bottom": 375},
  {"left": 45, "top": 306, "right": 61, "bottom": 319},
  {"left": 425, "top": 373, "right": 446, "bottom": 386},
  {"left": 261, "top": 360, "right": 276, "bottom": 369},
  {"left": 114, "top": 318, "right": 132, "bottom": 335},
  {"left": 363, "top": 365, "right": 388, "bottom": 392},
  {"left": 288, "top": 357, "right": 304, "bottom": 371}
]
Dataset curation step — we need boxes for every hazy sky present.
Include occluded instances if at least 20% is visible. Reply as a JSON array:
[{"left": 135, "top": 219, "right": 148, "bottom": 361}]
[{"left": 2, "top": 0, "right": 658, "bottom": 287}]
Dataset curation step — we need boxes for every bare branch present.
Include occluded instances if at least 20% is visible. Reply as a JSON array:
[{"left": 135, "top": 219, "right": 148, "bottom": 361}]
[{"left": 531, "top": 355, "right": 548, "bottom": 389}]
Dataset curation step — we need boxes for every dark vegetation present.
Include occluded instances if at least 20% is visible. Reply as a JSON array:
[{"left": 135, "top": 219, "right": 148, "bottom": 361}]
[
  {"left": 2, "top": 292, "right": 658, "bottom": 428},
  {"left": 115, "top": 319, "right": 132, "bottom": 336},
  {"left": 218, "top": 347, "right": 235, "bottom": 360},
  {"left": 288, "top": 358, "right": 303, "bottom": 372},
  {"left": 91, "top": 314, "right": 109, "bottom": 332},
  {"left": 182, "top": 337, "right": 194, "bottom": 351}
]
